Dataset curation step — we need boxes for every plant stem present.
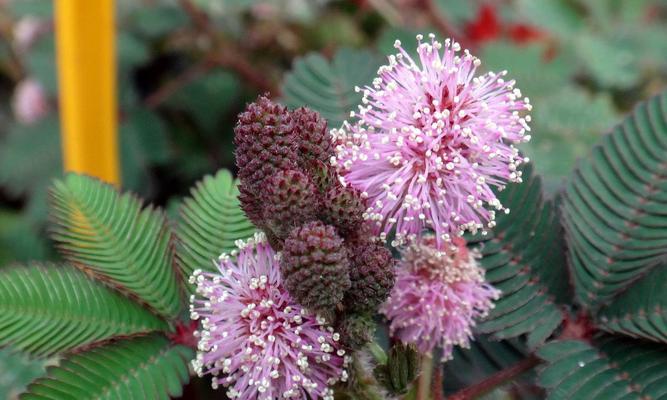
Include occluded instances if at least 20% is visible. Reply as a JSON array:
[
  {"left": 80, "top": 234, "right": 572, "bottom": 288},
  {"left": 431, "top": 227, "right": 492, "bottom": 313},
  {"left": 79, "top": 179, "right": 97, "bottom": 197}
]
[
  {"left": 144, "top": 58, "right": 214, "bottom": 109},
  {"left": 448, "top": 356, "right": 540, "bottom": 400},
  {"left": 416, "top": 355, "right": 434, "bottom": 400},
  {"left": 432, "top": 363, "right": 444, "bottom": 400},
  {"left": 178, "top": 0, "right": 277, "bottom": 94}
]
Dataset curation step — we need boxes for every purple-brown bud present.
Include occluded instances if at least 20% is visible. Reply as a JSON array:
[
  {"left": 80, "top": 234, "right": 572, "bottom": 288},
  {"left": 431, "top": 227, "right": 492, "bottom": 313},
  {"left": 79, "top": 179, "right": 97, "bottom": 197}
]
[{"left": 281, "top": 221, "right": 351, "bottom": 312}]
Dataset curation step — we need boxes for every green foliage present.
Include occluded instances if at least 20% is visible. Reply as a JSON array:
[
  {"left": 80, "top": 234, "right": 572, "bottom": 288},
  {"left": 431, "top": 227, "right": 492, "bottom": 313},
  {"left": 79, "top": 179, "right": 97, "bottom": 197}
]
[
  {"left": 7, "top": 0, "right": 52, "bottom": 17},
  {"left": 0, "top": 211, "right": 48, "bottom": 265},
  {"left": 480, "top": 41, "right": 575, "bottom": 100},
  {"left": 282, "top": 48, "right": 381, "bottom": 128},
  {"left": 49, "top": 174, "right": 183, "bottom": 319},
  {"left": 177, "top": 169, "right": 256, "bottom": 281},
  {"left": 562, "top": 91, "right": 667, "bottom": 308},
  {"left": 21, "top": 334, "right": 193, "bottom": 400},
  {"left": 433, "top": 0, "right": 475, "bottom": 23},
  {"left": 480, "top": 42, "right": 617, "bottom": 184},
  {"left": 516, "top": 0, "right": 584, "bottom": 38},
  {"left": 575, "top": 34, "right": 640, "bottom": 89},
  {"left": 25, "top": 37, "right": 57, "bottom": 95},
  {"left": 598, "top": 261, "right": 667, "bottom": 344},
  {"left": 0, "top": 116, "right": 61, "bottom": 199},
  {"left": 128, "top": 5, "right": 188, "bottom": 38},
  {"left": 0, "top": 110, "right": 171, "bottom": 214},
  {"left": 537, "top": 337, "right": 667, "bottom": 399},
  {"left": 2, "top": 2, "right": 667, "bottom": 398},
  {"left": 526, "top": 87, "right": 616, "bottom": 181},
  {"left": 0, "top": 263, "right": 167, "bottom": 357},
  {"left": 470, "top": 164, "right": 568, "bottom": 348},
  {"left": 374, "top": 343, "right": 420, "bottom": 395},
  {"left": 166, "top": 71, "right": 241, "bottom": 134},
  {"left": 0, "top": 347, "right": 45, "bottom": 399},
  {"left": 120, "top": 108, "right": 171, "bottom": 192}
]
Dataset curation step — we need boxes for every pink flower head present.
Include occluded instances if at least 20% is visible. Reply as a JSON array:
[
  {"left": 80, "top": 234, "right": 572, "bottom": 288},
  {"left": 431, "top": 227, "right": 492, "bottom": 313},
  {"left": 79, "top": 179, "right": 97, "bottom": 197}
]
[
  {"left": 332, "top": 34, "right": 531, "bottom": 248},
  {"left": 13, "top": 17, "right": 47, "bottom": 52},
  {"left": 189, "top": 233, "right": 349, "bottom": 399},
  {"left": 12, "top": 79, "right": 49, "bottom": 125},
  {"left": 380, "top": 236, "right": 500, "bottom": 360}
]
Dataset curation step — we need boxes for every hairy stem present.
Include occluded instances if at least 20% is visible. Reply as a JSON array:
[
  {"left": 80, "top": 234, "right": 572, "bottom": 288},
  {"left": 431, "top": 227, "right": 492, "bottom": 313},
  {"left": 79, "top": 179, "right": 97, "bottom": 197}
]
[
  {"left": 178, "top": 0, "right": 277, "bottom": 94},
  {"left": 351, "top": 354, "right": 386, "bottom": 400},
  {"left": 448, "top": 356, "right": 540, "bottom": 400},
  {"left": 416, "top": 356, "right": 434, "bottom": 400},
  {"left": 145, "top": 58, "right": 214, "bottom": 109},
  {"left": 432, "top": 363, "right": 444, "bottom": 400}
]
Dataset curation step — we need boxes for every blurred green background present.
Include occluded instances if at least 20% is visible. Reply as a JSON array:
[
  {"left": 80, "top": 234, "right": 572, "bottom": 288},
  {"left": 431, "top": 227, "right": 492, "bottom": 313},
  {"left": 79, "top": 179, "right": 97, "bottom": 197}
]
[{"left": 0, "top": 0, "right": 666, "bottom": 397}]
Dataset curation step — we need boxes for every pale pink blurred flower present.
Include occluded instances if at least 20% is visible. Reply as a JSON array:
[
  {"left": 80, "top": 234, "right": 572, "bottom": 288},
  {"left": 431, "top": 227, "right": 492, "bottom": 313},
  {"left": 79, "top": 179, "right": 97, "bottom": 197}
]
[
  {"left": 189, "top": 233, "right": 349, "bottom": 399},
  {"left": 332, "top": 34, "right": 532, "bottom": 248},
  {"left": 13, "top": 79, "right": 49, "bottom": 125},
  {"left": 381, "top": 236, "right": 500, "bottom": 360},
  {"left": 251, "top": 3, "right": 279, "bottom": 19},
  {"left": 13, "top": 17, "right": 46, "bottom": 52}
]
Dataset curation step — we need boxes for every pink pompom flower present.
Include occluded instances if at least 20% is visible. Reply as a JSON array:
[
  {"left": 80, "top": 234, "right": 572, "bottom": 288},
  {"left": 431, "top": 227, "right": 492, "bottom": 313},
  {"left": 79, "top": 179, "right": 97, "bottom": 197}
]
[
  {"left": 12, "top": 79, "right": 49, "bottom": 125},
  {"left": 13, "top": 17, "right": 47, "bottom": 52},
  {"left": 332, "top": 34, "right": 531, "bottom": 248},
  {"left": 189, "top": 233, "right": 349, "bottom": 399},
  {"left": 381, "top": 236, "right": 500, "bottom": 360}
]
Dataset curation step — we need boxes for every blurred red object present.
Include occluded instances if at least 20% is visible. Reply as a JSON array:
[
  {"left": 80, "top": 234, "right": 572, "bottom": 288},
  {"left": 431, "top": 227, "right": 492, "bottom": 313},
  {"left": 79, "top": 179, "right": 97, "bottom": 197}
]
[
  {"left": 508, "top": 23, "right": 547, "bottom": 44},
  {"left": 465, "top": 4, "right": 501, "bottom": 44},
  {"left": 465, "top": 3, "right": 547, "bottom": 46}
]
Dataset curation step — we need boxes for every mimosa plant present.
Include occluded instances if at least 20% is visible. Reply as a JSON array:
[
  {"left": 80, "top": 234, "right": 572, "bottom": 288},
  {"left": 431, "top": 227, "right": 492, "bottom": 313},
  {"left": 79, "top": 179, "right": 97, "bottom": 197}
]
[{"left": 1, "top": 35, "right": 666, "bottom": 400}]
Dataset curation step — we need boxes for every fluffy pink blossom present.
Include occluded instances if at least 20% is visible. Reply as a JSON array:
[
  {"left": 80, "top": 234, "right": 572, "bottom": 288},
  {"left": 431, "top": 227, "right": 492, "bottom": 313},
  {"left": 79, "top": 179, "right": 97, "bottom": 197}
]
[
  {"left": 189, "top": 233, "right": 348, "bottom": 399},
  {"left": 13, "top": 17, "right": 47, "bottom": 52},
  {"left": 381, "top": 236, "right": 500, "bottom": 360},
  {"left": 332, "top": 34, "right": 531, "bottom": 248},
  {"left": 12, "top": 79, "right": 49, "bottom": 125}
]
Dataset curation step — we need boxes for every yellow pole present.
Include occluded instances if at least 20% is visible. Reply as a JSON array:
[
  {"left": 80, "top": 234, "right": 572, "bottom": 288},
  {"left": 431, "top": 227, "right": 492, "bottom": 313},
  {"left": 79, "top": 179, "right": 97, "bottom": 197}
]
[{"left": 55, "top": 0, "right": 120, "bottom": 185}]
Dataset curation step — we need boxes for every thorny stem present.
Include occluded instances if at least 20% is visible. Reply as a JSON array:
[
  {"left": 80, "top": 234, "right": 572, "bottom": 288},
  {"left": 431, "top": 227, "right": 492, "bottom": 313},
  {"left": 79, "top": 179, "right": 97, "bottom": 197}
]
[
  {"left": 177, "top": 0, "right": 277, "bottom": 94},
  {"left": 432, "top": 363, "right": 444, "bottom": 400},
  {"left": 448, "top": 356, "right": 540, "bottom": 400},
  {"left": 144, "top": 58, "right": 214, "bottom": 109},
  {"left": 416, "top": 356, "right": 434, "bottom": 400}
]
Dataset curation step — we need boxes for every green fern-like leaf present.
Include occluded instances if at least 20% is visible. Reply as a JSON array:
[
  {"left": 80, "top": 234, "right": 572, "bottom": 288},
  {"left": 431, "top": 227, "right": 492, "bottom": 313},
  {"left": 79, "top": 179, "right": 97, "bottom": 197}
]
[
  {"left": 597, "top": 261, "right": 667, "bottom": 344},
  {"left": 49, "top": 174, "right": 182, "bottom": 319},
  {"left": 470, "top": 164, "right": 568, "bottom": 348},
  {"left": 20, "top": 334, "right": 193, "bottom": 399},
  {"left": 0, "top": 263, "right": 167, "bottom": 357},
  {"left": 562, "top": 90, "right": 667, "bottom": 309},
  {"left": 537, "top": 336, "right": 667, "bottom": 399},
  {"left": 177, "top": 169, "right": 256, "bottom": 282},
  {"left": 282, "top": 47, "right": 381, "bottom": 128}
]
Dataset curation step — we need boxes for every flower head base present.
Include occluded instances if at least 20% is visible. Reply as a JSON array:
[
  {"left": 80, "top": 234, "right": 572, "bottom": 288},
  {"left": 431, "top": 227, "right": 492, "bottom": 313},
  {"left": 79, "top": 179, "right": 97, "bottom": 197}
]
[
  {"left": 381, "top": 236, "right": 500, "bottom": 360},
  {"left": 189, "top": 233, "right": 349, "bottom": 399},
  {"left": 332, "top": 34, "right": 531, "bottom": 248}
]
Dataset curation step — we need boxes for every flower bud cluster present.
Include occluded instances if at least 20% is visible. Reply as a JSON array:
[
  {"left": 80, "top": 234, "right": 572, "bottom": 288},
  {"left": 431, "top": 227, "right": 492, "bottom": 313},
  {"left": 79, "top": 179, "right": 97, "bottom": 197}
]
[{"left": 234, "top": 96, "right": 395, "bottom": 348}]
